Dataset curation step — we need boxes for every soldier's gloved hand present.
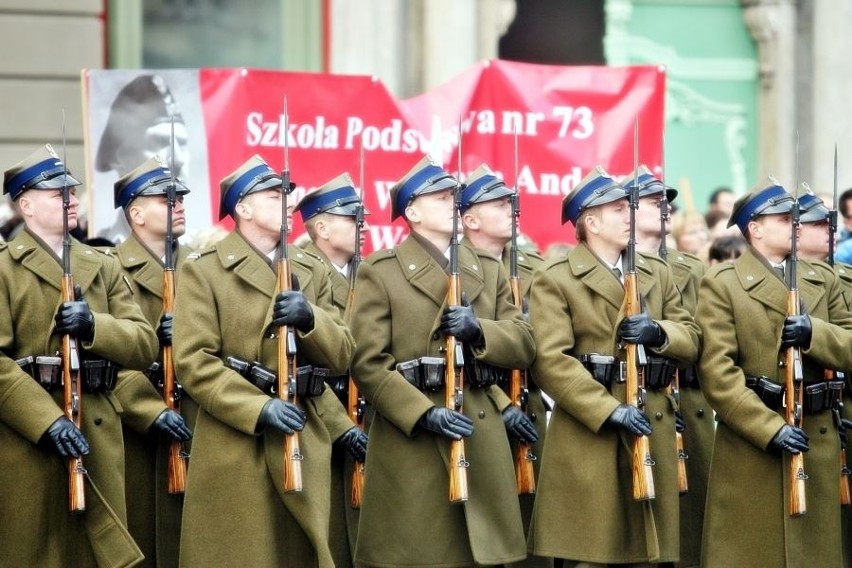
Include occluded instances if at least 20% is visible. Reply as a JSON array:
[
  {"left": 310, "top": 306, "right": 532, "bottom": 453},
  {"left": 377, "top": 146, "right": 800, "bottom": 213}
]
[
  {"left": 502, "top": 405, "right": 539, "bottom": 444},
  {"left": 39, "top": 416, "right": 90, "bottom": 458},
  {"left": 257, "top": 398, "right": 306, "bottom": 435},
  {"left": 273, "top": 284, "right": 315, "bottom": 332},
  {"left": 769, "top": 424, "right": 809, "bottom": 453},
  {"left": 440, "top": 294, "right": 483, "bottom": 345},
  {"left": 781, "top": 314, "right": 812, "bottom": 349},
  {"left": 675, "top": 411, "right": 686, "bottom": 433},
  {"left": 150, "top": 409, "right": 192, "bottom": 441},
  {"left": 337, "top": 427, "right": 368, "bottom": 462},
  {"left": 841, "top": 418, "right": 852, "bottom": 431},
  {"left": 55, "top": 286, "right": 95, "bottom": 341},
  {"left": 157, "top": 312, "right": 173, "bottom": 346},
  {"left": 618, "top": 312, "right": 666, "bottom": 348},
  {"left": 418, "top": 407, "right": 474, "bottom": 440},
  {"left": 606, "top": 404, "right": 653, "bottom": 436}
]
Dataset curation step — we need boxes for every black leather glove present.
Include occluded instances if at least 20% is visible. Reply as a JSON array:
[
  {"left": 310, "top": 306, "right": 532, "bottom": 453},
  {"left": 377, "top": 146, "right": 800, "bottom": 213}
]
[
  {"left": 337, "top": 427, "right": 368, "bottom": 462},
  {"left": 440, "top": 294, "right": 483, "bottom": 345},
  {"left": 150, "top": 409, "right": 192, "bottom": 441},
  {"left": 55, "top": 286, "right": 95, "bottom": 341},
  {"left": 841, "top": 418, "right": 852, "bottom": 431},
  {"left": 769, "top": 424, "right": 809, "bottom": 453},
  {"left": 618, "top": 312, "right": 666, "bottom": 348},
  {"left": 781, "top": 314, "right": 812, "bottom": 349},
  {"left": 273, "top": 290, "right": 315, "bottom": 332},
  {"left": 606, "top": 404, "right": 653, "bottom": 436},
  {"left": 418, "top": 407, "right": 474, "bottom": 440},
  {"left": 39, "top": 416, "right": 90, "bottom": 458},
  {"left": 157, "top": 312, "right": 173, "bottom": 346},
  {"left": 257, "top": 399, "right": 306, "bottom": 434},
  {"left": 502, "top": 405, "right": 539, "bottom": 444},
  {"left": 675, "top": 411, "right": 686, "bottom": 433}
]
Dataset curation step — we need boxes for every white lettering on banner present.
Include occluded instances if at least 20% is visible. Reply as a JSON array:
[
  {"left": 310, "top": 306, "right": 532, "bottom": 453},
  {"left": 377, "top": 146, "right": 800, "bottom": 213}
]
[
  {"left": 344, "top": 118, "right": 430, "bottom": 153},
  {"left": 369, "top": 225, "right": 407, "bottom": 250},
  {"left": 552, "top": 106, "right": 594, "bottom": 139},
  {"left": 373, "top": 180, "right": 394, "bottom": 211},
  {"left": 501, "top": 111, "right": 545, "bottom": 136},
  {"left": 518, "top": 165, "right": 583, "bottom": 195},
  {"left": 245, "top": 112, "right": 339, "bottom": 149}
]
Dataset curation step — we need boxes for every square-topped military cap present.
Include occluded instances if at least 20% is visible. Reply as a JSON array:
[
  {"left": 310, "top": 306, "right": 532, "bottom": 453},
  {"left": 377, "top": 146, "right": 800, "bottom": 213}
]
[
  {"left": 561, "top": 166, "right": 628, "bottom": 225},
  {"left": 3, "top": 144, "right": 81, "bottom": 201},
  {"left": 797, "top": 183, "right": 830, "bottom": 224},
  {"left": 459, "top": 163, "right": 515, "bottom": 213},
  {"left": 294, "top": 172, "right": 367, "bottom": 222},
  {"left": 219, "top": 155, "right": 293, "bottom": 220},
  {"left": 728, "top": 178, "right": 794, "bottom": 234},
  {"left": 114, "top": 155, "right": 189, "bottom": 209},
  {"left": 389, "top": 155, "right": 458, "bottom": 220},
  {"left": 622, "top": 164, "right": 678, "bottom": 202}
]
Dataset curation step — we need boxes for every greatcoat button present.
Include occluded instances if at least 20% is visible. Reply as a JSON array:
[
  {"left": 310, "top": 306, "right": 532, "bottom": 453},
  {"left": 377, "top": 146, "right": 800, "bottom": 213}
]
[
  {"left": 696, "top": 408, "right": 705, "bottom": 417},
  {"left": 530, "top": 412, "right": 537, "bottom": 422},
  {"left": 94, "top": 417, "right": 103, "bottom": 426},
  {"left": 655, "top": 412, "right": 663, "bottom": 420},
  {"left": 432, "top": 332, "right": 440, "bottom": 340},
  {"left": 820, "top": 426, "right": 828, "bottom": 434},
  {"left": 478, "top": 411, "right": 485, "bottom": 419}
]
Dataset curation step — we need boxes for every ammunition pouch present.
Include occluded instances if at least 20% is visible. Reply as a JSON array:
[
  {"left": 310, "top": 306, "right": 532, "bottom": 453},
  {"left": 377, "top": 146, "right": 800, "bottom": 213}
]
[
  {"left": 396, "top": 357, "right": 446, "bottom": 392},
  {"left": 226, "top": 355, "right": 323, "bottom": 398},
  {"left": 745, "top": 375, "right": 838, "bottom": 414},
  {"left": 143, "top": 362, "right": 184, "bottom": 401},
  {"left": 745, "top": 376, "right": 784, "bottom": 410},
  {"left": 680, "top": 365, "right": 700, "bottom": 389},
  {"left": 463, "top": 359, "right": 508, "bottom": 389},
  {"left": 324, "top": 375, "right": 349, "bottom": 404},
  {"left": 645, "top": 356, "right": 676, "bottom": 391},
  {"left": 17, "top": 354, "right": 118, "bottom": 394},
  {"left": 577, "top": 354, "right": 623, "bottom": 389}
]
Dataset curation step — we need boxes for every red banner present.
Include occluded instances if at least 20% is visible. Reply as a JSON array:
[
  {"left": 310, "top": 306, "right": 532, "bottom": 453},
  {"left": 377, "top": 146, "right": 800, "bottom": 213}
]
[{"left": 83, "top": 62, "right": 665, "bottom": 252}]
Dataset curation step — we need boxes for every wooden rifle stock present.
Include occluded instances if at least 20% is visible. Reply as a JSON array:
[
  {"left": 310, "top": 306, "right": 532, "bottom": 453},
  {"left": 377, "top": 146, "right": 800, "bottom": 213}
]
[
  {"left": 61, "top": 274, "right": 86, "bottom": 513},
  {"left": 624, "top": 272, "right": 655, "bottom": 501},
  {"left": 671, "top": 371, "right": 688, "bottom": 495},
  {"left": 509, "top": 276, "right": 535, "bottom": 495},
  {"left": 446, "top": 272, "right": 469, "bottom": 503},
  {"left": 346, "top": 287, "right": 366, "bottom": 508},
  {"left": 785, "top": 289, "right": 806, "bottom": 516},
  {"left": 161, "top": 269, "right": 187, "bottom": 494},
  {"left": 277, "top": 259, "right": 303, "bottom": 493},
  {"left": 829, "top": 368, "right": 852, "bottom": 506}
]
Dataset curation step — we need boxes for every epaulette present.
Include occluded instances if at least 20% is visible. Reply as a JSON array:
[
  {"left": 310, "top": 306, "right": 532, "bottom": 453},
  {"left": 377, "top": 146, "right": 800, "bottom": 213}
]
[
  {"left": 637, "top": 251, "right": 667, "bottom": 269},
  {"left": 542, "top": 254, "right": 570, "bottom": 271},
  {"left": 706, "top": 261, "right": 735, "bottom": 279},
  {"left": 187, "top": 247, "right": 216, "bottom": 261},
  {"left": 92, "top": 245, "right": 115, "bottom": 256},
  {"left": 365, "top": 248, "right": 396, "bottom": 264},
  {"left": 300, "top": 248, "right": 325, "bottom": 264}
]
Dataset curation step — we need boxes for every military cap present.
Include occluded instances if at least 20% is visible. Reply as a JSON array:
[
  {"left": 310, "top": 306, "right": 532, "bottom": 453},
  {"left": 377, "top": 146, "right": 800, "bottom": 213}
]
[
  {"left": 114, "top": 155, "right": 189, "bottom": 209},
  {"left": 622, "top": 165, "right": 678, "bottom": 201},
  {"left": 561, "top": 166, "right": 628, "bottom": 225},
  {"left": 459, "top": 163, "right": 515, "bottom": 213},
  {"left": 728, "top": 178, "right": 794, "bottom": 233},
  {"left": 3, "top": 144, "right": 81, "bottom": 201},
  {"left": 218, "top": 155, "right": 291, "bottom": 220},
  {"left": 797, "top": 183, "right": 830, "bottom": 224},
  {"left": 389, "top": 155, "right": 458, "bottom": 220},
  {"left": 96, "top": 74, "right": 184, "bottom": 172},
  {"left": 294, "top": 172, "right": 367, "bottom": 222}
]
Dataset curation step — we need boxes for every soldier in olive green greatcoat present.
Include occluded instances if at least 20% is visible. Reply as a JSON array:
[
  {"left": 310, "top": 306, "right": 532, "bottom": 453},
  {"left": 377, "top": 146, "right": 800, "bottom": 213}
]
[
  {"left": 173, "top": 155, "right": 359, "bottom": 568},
  {"left": 294, "top": 172, "right": 371, "bottom": 568},
  {"left": 623, "top": 166, "right": 712, "bottom": 568},
  {"left": 696, "top": 182, "right": 852, "bottom": 568},
  {"left": 0, "top": 145, "right": 159, "bottom": 568},
  {"left": 527, "top": 167, "right": 700, "bottom": 567},
  {"left": 349, "top": 155, "right": 537, "bottom": 567},
  {"left": 459, "top": 163, "right": 548, "bottom": 568},
  {"left": 112, "top": 156, "right": 195, "bottom": 568}
]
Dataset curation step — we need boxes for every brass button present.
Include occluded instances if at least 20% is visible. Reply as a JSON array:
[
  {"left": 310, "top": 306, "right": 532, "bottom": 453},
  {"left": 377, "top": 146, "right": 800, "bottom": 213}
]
[
  {"left": 820, "top": 426, "right": 828, "bottom": 434},
  {"left": 530, "top": 412, "right": 538, "bottom": 422},
  {"left": 94, "top": 417, "right": 103, "bottom": 426},
  {"left": 432, "top": 332, "right": 440, "bottom": 340},
  {"left": 478, "top": 411, "right": 485, "bottom": 419},
  {"left": 655, "top": 412, "right": 663, "bottom": 420},
  {"left": 696, "top": 408, "right": 705, "bottom": 418}
]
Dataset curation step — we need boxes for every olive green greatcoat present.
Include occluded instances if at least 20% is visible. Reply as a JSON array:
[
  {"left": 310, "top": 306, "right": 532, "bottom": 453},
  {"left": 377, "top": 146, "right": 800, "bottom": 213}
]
[
  {"left": 696, "top": 248, "right": 852, "bottom": 568},
  {"left": 114, "top": 233, "right": 197, "bottom": 568},
  {"left": 527, "top": 243, "right": 700, "bottom": 564},
  {"left": 303, "top": 240, "right": 357, "bottom": 568},
  {"left": 497, "top": 244, "right": 551, "bottom": 568},
  {"left": 834, "top": 262, "right": 852, "bottom": 567},
  {"left": 350, "top": 236, "right": 535, "bottom": 568},
  {"left": 173, "top": 231, "right": 354, "bottom": 568},
  {"left": 667, "top": 250, "right": 712, "bottom": 568},
  {"left": 0, "top": 230, "right": 159, "bottom": 568}
]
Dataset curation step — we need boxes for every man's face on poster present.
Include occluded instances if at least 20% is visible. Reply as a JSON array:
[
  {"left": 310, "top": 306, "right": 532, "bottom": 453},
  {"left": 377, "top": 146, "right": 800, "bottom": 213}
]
[{"left": 112, "top": 120, "right": 189, "bottom": 180}]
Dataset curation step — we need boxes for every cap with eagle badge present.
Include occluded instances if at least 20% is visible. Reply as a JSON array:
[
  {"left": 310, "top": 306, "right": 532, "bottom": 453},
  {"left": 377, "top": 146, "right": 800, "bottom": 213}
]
[
  {"left": 389, "top": 155, "right": 458, "bottom": 221},
  {"left": 113, "top": 155, "right": 189, "bottom": 209},
  {"left": 3, "top": 144, "right": 81, "bottom": 201}
]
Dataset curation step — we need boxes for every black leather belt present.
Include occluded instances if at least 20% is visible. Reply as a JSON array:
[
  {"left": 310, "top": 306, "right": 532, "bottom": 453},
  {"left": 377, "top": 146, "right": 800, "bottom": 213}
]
[
  {"left": 226, "top": 356, "right": 325, "bottom": 398},
  {"left": 16, "top": 354, "right": 119, "bottom": 394},
  {"left": 577, "top": 353, "right": 676, "bottom": 391},
  {"left": 746, "top": 375, "right": 843, "bottom": 415}
]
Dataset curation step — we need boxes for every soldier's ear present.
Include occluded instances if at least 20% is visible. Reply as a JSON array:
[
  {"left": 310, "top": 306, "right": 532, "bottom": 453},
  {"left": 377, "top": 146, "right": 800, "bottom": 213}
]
[
  {"left": 405, "top": 203, "right": 420, "bottom": 224},
  {"left": 461, "top": 211, "right": 478, "bottom": 231},
  {"left": 234, "top": 201, "right": 252, "bottom": 221}
]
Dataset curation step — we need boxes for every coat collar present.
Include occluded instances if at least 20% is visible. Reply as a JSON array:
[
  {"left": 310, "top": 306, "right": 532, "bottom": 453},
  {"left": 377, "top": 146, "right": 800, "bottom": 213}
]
[
  {"left": 568, "top": 243, "right": 656, "bottom": 312},
  {"left": 303, "top": 241, "right": 349, "bottom": 309},
  {"left": 8, "top": 229, "right": 100, "bottom": 294},
  {"left": 734, "top": 248, "right": 826, "bottom": 315},
  {"left": 395, "top": 235, "right": 485, "bottom": 308},
  {"left": 115, "top": 233, "right": 172, "bottom": 299}
]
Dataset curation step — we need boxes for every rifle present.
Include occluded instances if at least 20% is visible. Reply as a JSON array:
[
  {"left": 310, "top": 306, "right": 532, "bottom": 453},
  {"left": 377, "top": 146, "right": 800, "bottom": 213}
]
[
  {"left": 163, "top": 116, "right": 188, "bottom": 494},
  {"left": 60, "top": 111, "right": 86, "bottom": 512},
  {"left": 624, "top": 119, "right": 655, "bottom": 501},
  {"left": 826, "top": 145, "right": 851, "bottom": 507},
  {"left": 445, "top": 125, "right": 469, "bottom": 503},
  {"left": 347, "top": 143, "right": 367, "bottom": 508},
  {"left": 278, "top": 96, "right": 303, "bottom": 493},
  {"left": 784, "top": 173, "right": 807, "bottom": 517},
  {"left": 658, "top": 151, "right": 688, "bottom": 496},
  {"left": 508, "top": 129, "right": 535, "bottom": 495}
]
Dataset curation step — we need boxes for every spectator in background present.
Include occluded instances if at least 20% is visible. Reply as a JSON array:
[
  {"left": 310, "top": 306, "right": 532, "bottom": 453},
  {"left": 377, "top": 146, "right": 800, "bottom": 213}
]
[
  {"left": 833, "top": 188, "right": 852, "bottom": 263},
  {"left": 707, "top": 234, "right": 747, "bottom": 265},
  {"left": 672, "top": 209, "right": 709, "bottom": 256},
  {"left": 706, "top": 186, "right": 735, "bottom": 221}
]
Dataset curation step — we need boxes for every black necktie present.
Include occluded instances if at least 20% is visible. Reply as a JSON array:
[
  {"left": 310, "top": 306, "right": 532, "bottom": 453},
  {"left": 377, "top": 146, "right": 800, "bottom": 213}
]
[
  {"left": 774, "top": 265, "right": 785, "bottom": 281},
  {"left": 612, "top": 267, "right": 623, "bottom": 282}
]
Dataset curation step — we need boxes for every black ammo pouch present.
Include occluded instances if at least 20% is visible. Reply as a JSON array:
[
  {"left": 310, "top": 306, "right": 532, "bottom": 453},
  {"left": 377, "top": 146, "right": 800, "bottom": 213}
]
[
  {"left": 577, "top": 354, "right": 623, "bottom": 389},
  {"left": 463, "top": 359, "right": 508, "bottom": 389},
  {"left": 827, "top": 380, "right": 845, "bottom": 412},
  {"left": 681, "top": 365, "right": 700, "bottom": 389},
  {"left": 645, "top": 356, "right": 677, "bottom": 391},
  {"left": 16, "top": 355, "right": 63, "bottom": 393},
  {"left": 396, "top": 357, "right": 446, "bottom": 392},
  {"left": 226, "top": 355, "right": 322, "bottom": 397},
  {"left": 82, "top": 359, "right": 119, "bottom": 393},
  {"left": 802, "top": 382, "right": 838, "bottom": 415},
  {"left": 17, "top": 355, "right": 118, "bottom": 394},
  {"left": 745, "top": 376, "right": 784, "bottom": 411},
  {"left": 325, "top": 375, "right": 349, "bottom": 403}
]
